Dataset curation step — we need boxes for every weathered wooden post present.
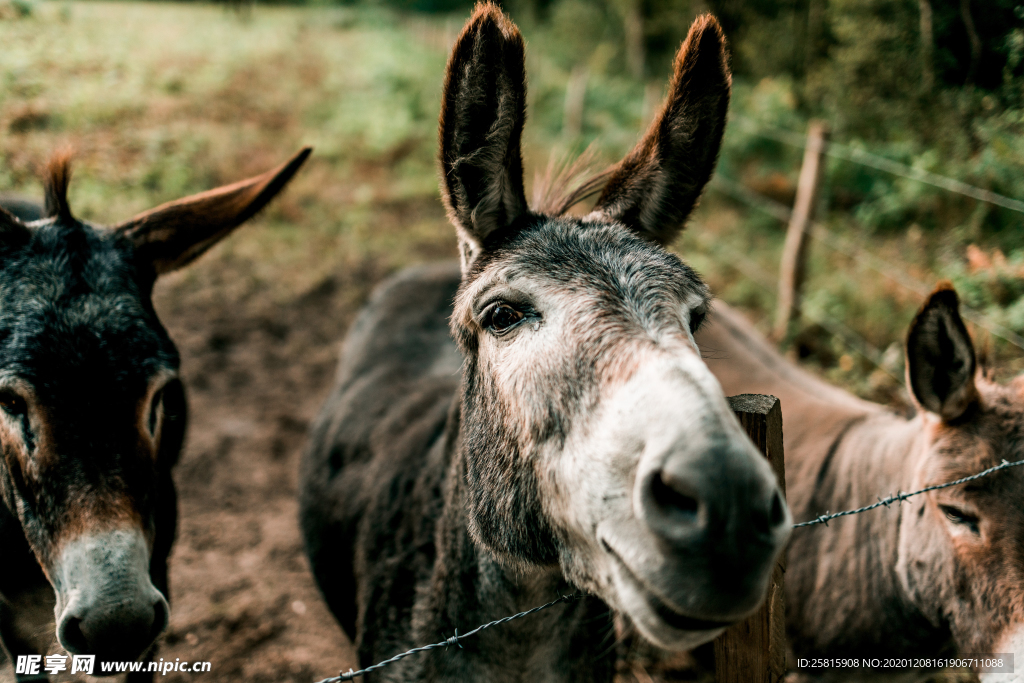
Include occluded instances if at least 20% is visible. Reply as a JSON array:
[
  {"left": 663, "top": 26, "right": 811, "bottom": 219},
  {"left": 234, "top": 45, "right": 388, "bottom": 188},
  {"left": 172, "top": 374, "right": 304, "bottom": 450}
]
[
  {"left": 773, "top": 121, "right": 830, "bottom": 342},
  {"left": 714, "top": 394, "right": 787, "bottom": 683}
]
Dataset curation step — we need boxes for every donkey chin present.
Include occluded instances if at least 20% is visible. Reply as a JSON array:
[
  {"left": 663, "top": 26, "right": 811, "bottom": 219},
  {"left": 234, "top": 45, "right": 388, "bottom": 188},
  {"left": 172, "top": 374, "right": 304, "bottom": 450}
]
[
  {"left": 49, "top": 528, "right": 168, "bottom": 666},
  {"left": 556, "top": 358, "right": 793, "bottom": 651}
]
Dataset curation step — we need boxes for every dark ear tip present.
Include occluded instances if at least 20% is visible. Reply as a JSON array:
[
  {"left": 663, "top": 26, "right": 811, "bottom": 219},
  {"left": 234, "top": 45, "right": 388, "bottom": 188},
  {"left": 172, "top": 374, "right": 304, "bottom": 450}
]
[
  {"left": 692, "top": 13, "right": 725, "bottom": 40},
  {"left": 921, "top": 280, "right": 960, "bottom": 313},
  {"left": 283, "top": 146, "right": 313, "bottom": 176},
  {"left": 907, "top": 281, "right": 964, "bottom": 345},
  {"left": 687, "top": 15, "right": 727, "bottom": 57},
  {"left": 467, "top": 2, "right": 520, "bottom": 40},
  {"left": 673, "top": 13, "right": 730, "bottom": 87}
]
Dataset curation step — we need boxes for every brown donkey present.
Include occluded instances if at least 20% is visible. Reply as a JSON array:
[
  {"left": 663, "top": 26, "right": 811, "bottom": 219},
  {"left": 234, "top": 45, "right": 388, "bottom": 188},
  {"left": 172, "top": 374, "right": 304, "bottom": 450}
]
[
  {"left": 0, "top": 148, "right": 309, "bottom": 681},
  {"left": 696, "top": 287, "right": 1024, "bottom": 682},
  {"left": 300, "top": 5, "right": 791, "bottom": 681}
]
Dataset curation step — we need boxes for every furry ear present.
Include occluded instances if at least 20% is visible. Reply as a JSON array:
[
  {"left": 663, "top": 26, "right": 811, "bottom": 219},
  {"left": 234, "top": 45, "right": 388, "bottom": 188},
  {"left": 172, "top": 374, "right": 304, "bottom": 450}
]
[
  {"left": 438, "top": 2, "right": 529, "bottom": 272},
  {"left": 906, "top": 283, "right": 978, "bottom": 421},
  {"left": 590, "top": 14, "right": 731, "bottom": 246},
  {"left": 114, "top": 148, "right": 311, "bottom": 275}
]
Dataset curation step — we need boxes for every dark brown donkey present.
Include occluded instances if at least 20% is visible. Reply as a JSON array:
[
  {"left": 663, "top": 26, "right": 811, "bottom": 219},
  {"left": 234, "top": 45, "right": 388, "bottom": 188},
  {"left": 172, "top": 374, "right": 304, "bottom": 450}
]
[
  {"left": 696, "top": 287, "right": 1024, "bottom": 682},
  {"left": 0, "top": 147, "right": 309, "bottom": 681},
  {"left": 301, "top": 6, "right": 791, "bottom": 681}
]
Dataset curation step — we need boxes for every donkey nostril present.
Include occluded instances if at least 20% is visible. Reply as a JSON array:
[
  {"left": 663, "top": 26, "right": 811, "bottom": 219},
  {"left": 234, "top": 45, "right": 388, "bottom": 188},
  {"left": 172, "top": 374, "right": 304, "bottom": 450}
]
[
  {"left": 60, "top": 617, "right": 89, "bottom": 654},
  {"left": 770, "top": 490, "right": 785, "bottom": 528},
  {"left": 753, "top": 489, "right": 786, "bottom": 535},
  {"left": 651, "top": 471, "right": 700, "bottom": 519}
]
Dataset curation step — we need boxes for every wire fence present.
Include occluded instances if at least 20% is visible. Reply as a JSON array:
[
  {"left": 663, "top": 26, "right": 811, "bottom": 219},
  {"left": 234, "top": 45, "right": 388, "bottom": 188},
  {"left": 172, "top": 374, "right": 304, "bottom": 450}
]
[
  {"left": 687, "top": 223, "right": 898, "bottom": 379},
  {"left": 793, "top": 457, "right": 1024, "bottom": 528},
  {"left": 710, "top": 174, "right": 1024, "bottom": 354},
  {"left": 314, "top": 451, "right": 1024, "bottom": 681},
  {"left": 730, "top": 115, "right": 1024, "bottom": 215},
  {"left": 316, "top": 593, "right": 582, "bottom": 682}
]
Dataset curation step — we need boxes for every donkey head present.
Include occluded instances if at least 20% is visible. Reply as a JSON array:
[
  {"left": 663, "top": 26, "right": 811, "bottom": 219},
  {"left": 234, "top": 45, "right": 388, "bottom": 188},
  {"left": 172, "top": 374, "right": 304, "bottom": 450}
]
[
  {"left": 0, "top": 148, "right": 309, "bottom": 663},
  {"left": 897, "top": 284, "right": 1024, "bottom": 678},
  {"left": 441, "top": 4, "right": 791, "bottom": 651}
]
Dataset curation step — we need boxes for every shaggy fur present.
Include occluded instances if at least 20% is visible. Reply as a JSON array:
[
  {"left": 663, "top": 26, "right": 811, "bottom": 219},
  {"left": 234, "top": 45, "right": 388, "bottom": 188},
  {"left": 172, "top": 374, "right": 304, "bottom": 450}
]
[
  {"left": 0, "top": 148, "right": 309, "bottom": 681},
  {"left": 695, "top": 288, "right": 1024, "bottom": 682},
  {"left": 301, "top": 6, "right": 791, "bottom": 682}
]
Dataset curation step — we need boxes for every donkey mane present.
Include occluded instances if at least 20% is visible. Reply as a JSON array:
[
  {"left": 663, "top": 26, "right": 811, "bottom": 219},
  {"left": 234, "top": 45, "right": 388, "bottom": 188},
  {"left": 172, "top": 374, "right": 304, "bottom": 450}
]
[
  {"left": 531, "top": 149, "right": 612, "bottom": 217},
  {"left": 44, "top": 148, "right": 75, "bottom": 223}
]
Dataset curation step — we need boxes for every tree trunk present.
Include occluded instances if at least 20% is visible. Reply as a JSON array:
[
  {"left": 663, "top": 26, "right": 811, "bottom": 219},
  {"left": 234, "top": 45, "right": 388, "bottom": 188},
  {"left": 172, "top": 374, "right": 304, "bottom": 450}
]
[{"left": 960, "top": 0, "right": 981, "bottom": 85}]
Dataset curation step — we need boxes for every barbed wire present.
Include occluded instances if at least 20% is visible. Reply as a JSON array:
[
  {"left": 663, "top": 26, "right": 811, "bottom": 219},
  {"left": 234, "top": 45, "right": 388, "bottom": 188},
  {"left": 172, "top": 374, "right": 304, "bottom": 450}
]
[
  {"left": 312, "top": 454, "right": 1024, "bottom": 681},
  {"left": 316, "top": 593, "right": 582, "bottom": 682},
  {"left": 710, "top": 174, "right": 1024, "bottom": 353},
  {"left": 687, "top": 221, "right": 899, "bottom": 380},
  {"left": 731, "top": 115, "right": 1024, "bottom": 215},
  {"left": 794, "top": 457, "right": 1024, "bottom": 528}
]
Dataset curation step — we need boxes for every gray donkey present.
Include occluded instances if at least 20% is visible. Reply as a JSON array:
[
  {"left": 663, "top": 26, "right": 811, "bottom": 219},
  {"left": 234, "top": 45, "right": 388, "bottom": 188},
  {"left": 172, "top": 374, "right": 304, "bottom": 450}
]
[
  {"left": 0, "top": 147, "right": 309, "bottom": 681},
  {"left": 300, "top": 6, "right": 790, "bottom": 681}
]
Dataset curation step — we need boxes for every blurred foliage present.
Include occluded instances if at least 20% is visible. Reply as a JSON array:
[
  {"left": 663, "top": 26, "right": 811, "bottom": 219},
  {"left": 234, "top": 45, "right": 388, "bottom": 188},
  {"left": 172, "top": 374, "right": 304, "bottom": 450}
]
[
  {"left": 1, "top": 0, "right": 1023, "bottom": 401},
  {"left": 513, "top": 0, "right": 1024, "bottom": 395}
]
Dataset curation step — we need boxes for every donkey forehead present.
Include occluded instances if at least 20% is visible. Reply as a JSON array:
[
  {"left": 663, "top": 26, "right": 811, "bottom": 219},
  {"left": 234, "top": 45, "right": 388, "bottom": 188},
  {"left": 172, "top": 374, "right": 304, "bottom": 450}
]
[
  {"left": 0, "top": 225, "right": 175, "bottom": 384},
  {"left": 929, "top": 387, "right": 1024, "bottom": 479},
  {"left": 466, "top": 218, "right": 709, "bottom": 319}
]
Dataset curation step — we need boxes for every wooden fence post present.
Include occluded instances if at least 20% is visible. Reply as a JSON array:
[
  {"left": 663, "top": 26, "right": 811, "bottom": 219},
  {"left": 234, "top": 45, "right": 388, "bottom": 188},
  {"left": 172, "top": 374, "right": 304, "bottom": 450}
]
[
  {"left": 713, "top": 394, "right": 787, "bottom": 683},
  {"left": 773, "top": 121, "right": 830, "bottom": 342}
]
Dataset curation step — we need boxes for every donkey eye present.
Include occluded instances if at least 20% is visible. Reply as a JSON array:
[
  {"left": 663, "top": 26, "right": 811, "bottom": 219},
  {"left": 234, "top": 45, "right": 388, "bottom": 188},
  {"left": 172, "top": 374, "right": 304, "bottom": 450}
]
[
  {"left": 486, "top": 304, "right": 525, "bottom": 333},
  {"left": 689, "top": 307, "right": 707, "bottom": 333},
  {"left": 940, "top": 504, "right": 980, "bottom": 534},
  {"left": 0, "top": 391, "right": 27, "bottom": 418}
]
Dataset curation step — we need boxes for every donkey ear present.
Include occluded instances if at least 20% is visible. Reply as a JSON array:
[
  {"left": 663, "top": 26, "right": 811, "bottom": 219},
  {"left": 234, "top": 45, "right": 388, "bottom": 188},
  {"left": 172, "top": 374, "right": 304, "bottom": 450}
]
[
  {"left": 439, "top": 3, "right": 529, "bottom": 271},
  {"left": 591, "top": 14, "right": 731, "bottom": 246},
  {"left": 906, "top": 283, "right": 978, "bottom": 421},
  {"left": 114, "top": 147, "right": 311, "bottom": 275}
]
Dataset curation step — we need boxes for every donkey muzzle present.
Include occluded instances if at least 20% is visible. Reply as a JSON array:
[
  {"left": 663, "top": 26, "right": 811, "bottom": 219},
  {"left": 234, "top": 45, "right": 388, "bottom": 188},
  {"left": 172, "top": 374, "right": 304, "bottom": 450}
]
[
  {"left": 634, "top": 433, "right": 790, "bottom": 616},
  {"left": 52, "top": 528, "right": 168, "bottom": 666}
]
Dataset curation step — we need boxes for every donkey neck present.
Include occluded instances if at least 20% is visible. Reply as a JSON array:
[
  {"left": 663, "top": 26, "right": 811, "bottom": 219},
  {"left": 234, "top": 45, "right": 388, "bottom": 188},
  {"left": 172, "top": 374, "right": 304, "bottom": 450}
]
[
  {"left": 787, "top": 412, "right": 953, "bottom": 659},
  {"left": 412, "top": 412, "right": 616, "bottom": 683}
]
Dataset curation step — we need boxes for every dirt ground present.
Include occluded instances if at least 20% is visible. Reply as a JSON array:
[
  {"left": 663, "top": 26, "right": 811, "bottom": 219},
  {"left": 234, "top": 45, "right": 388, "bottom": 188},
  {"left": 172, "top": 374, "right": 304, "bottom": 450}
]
[{"left": 141, "top": 262, "right": 370, "bottom": 683}]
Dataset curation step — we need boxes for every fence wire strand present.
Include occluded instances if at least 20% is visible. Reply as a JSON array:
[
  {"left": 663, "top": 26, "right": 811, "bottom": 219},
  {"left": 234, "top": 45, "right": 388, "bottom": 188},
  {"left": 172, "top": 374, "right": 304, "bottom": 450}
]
[
  {"left": 710, "top": 174, "right": 1024, "bottom": 353},
  {"left": 317, "top": 593, "right": 581, "bottom": 682},
  {"left": 731, "top": 115, "right": 1024, "bottom": 215},
  {"left": 794, "top": 457, "right": 1024, "bottom": 528},
  {"left": 686, "top": 226, "right": 898, "bottom": 380}
]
